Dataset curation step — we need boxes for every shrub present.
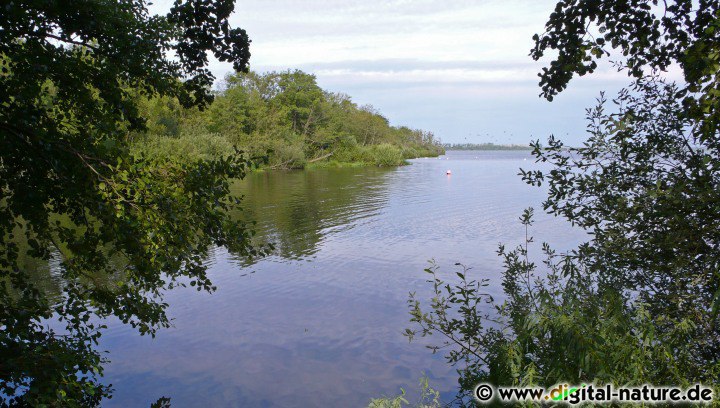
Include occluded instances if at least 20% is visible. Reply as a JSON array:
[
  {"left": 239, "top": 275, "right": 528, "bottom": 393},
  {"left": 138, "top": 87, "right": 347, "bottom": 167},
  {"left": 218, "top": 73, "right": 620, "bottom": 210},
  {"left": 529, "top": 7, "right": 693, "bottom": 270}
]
[
  {"left": 363, "top": 143, "right": 404, "bottom": 167},
  {"left": 132, "top": 129, "right": 234, "bottom": 161}
]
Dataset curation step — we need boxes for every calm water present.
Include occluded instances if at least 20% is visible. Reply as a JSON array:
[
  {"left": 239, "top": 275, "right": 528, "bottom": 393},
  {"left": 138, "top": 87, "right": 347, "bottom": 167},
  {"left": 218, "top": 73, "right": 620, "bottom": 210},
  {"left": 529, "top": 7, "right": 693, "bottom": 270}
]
[{"left": 100, "top": 150, "right": 587, "bottom": 407}]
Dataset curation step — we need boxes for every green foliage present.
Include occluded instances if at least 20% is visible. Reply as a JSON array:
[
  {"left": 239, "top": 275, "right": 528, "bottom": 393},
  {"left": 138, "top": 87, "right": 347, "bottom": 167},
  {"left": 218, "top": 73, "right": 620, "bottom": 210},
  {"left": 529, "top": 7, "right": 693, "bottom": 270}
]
[
  {"left": 531, "top": 0, "right": 719, "bottom": 112},
  {"left": 403, "top": 1, "right": 720, "bottom": 405},
  {"left": 407, "top": 211, "right": 719, "bottom": 406},
  {"left": 132, "top": 127, "right": 235, "bottom": 161},
  {"left": 137, "top": 95, "right": 189, "bottom": 137},
  {"left": 525, "top": 0, "right": 720, "bottom": 366},
  {"left": 138, "top": 70, "right": 444, "bottom": 169},
  {"left": 0, "top": 0, "right": 263, "bottom": 405},
  {"left": 361, "top": 144, "right": 406, "bottom": 167},
  {"left": 369, "top": 389, "right": 410, "bottom": 408},
  {"left": 368, "top": 376, "right": 441, "bottom": 408},
  {"left": 522, "top": 80, "right": 720, "bottom": 356},
  {"left": 530, "top": 0, "right": 720, "bottom": 140}
]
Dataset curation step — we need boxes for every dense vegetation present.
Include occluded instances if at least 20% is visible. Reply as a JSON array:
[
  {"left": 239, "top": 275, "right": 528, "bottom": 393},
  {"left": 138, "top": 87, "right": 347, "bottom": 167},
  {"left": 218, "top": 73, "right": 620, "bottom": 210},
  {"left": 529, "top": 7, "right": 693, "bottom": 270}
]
[
  {"left": 399, "top": 0, "right": 720, "bottom": 406},
  {"left": 443, "top": 143, "right": 531, "bottom": 151},
  {"left": 0, "top": 1, "right": 266, "bottom": 405},
  {"left": 0, "top": 1, "right": 441, "bottom": 405},
  {"left": 134, "top": 70, "right": 444, "bottom": 169},
  {"left": 4, "top": 0, "right": 718, "bottom": 406}
]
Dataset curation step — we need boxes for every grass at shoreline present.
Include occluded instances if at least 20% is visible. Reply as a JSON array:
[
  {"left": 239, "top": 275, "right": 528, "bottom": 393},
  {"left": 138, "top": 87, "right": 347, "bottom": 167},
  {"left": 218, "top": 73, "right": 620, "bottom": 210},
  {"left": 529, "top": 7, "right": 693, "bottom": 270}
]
[
  {"left": 305, "top": 160, "right": 383, "bottom": 169},
  {"left": 256, "top": 158, "right": 416, "bottom": 171}
]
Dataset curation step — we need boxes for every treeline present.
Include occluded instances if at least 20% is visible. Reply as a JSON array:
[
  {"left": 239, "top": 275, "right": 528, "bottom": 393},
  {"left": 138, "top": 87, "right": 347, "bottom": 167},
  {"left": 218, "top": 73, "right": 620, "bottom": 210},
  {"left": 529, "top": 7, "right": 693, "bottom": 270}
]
[
  {"left": 444, "top": 142, "right": 531, "bottom": 150},
  {"left": 133, "top": 70, "right": 444, "bottom": 168}
]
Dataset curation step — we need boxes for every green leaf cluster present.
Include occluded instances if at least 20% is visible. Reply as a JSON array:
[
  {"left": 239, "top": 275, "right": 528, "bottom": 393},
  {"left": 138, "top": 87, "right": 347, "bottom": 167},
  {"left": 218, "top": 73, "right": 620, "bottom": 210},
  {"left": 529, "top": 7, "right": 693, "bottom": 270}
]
[
  {"left": 405, "top": 1, "right": 720, "bottom": 405},
  {"left": 134, "top": 70, "right": 445, "bottom": 168},
  {"left": 0, "top": 0, "right": 268, "bottom": 405},
  {"left": 408, "top": 211, "right": 717, "bottom": 406}
]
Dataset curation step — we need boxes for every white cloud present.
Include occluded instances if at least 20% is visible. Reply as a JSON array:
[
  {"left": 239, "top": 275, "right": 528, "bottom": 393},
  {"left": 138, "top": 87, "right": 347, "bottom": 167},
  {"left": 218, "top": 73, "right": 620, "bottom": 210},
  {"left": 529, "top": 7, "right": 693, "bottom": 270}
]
[{"left": 150, "top": 0, "right": 640, "bottom": 145}]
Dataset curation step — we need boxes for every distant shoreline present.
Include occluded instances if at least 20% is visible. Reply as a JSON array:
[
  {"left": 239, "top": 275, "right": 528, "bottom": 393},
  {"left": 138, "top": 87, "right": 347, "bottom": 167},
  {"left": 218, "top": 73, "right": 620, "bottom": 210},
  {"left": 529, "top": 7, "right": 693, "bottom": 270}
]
[{"left": 444, "top": 143, "right": 533, "bottom": 151}]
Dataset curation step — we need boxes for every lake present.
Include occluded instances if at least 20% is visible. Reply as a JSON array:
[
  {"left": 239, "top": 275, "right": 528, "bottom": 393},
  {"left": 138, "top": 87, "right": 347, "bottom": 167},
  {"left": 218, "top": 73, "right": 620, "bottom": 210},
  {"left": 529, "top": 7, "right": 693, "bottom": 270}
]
[{"left": 100, "top": 150, "right": 587, "bottom": 407}]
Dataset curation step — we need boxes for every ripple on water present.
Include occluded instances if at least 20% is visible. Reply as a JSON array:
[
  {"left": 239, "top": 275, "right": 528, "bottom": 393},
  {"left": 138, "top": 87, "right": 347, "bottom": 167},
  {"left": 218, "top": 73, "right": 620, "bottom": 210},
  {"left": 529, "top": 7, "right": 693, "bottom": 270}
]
[{"left": 100, "top": 151, "right": 586, "bottom": 407}]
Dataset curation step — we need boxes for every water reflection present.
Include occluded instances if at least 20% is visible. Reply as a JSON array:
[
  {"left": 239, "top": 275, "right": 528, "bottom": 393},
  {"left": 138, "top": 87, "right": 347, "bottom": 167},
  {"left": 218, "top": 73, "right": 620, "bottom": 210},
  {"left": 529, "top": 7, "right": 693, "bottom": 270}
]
[
  {"left": 232, "top": 167, "right": 394, "bottom": 262},
  {"left": 98, "top": 151, "right": 586, "bottom": 407},
  {"left": 12, "top": 238, "right": 64, "bottom": 302}
]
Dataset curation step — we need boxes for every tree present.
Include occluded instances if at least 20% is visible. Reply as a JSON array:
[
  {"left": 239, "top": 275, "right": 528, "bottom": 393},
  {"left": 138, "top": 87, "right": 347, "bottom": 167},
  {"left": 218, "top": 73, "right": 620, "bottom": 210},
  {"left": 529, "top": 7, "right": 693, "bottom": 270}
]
[
  {"left": 0, "top": 1, "right": 265, "bottom": 405},
  {"left": 405, "top": 0, "right": 720, "bottom": 405},
  {"left": 526, "top": 0, "right": 720, "bottom": 334},
  {"left": 531, "top": 0, "right": 719, "bottom": 110},
  {"left": 151, "top": 70, "right": 443, "bottom": 169},
  {"left": 530, "top": 0, "right": 720, "bottom": 154},
  {"left": 522, "top": 79, "right": 720, "bottom": 369}
]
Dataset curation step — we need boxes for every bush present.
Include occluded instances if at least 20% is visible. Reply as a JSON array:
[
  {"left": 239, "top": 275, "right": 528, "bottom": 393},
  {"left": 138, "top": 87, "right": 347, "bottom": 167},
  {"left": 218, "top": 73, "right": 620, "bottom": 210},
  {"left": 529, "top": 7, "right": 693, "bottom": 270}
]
[
  {"left": 267, "top": 139, "right": 306, "bottom": 169},
  {"left": 400, "top": 147, "right": 419, "bottom": 159},
  {"left": 406, "top": 209, "right": 720, "bottom": 405},
  {"left": 363, "top": 143, "right": 405, "bottom": 167},
  {"left": 368, "top": 376, "right": 441, "bottom": 408},
  {"left": 132, "top": 128, "right": 234, "bottom": 161}
]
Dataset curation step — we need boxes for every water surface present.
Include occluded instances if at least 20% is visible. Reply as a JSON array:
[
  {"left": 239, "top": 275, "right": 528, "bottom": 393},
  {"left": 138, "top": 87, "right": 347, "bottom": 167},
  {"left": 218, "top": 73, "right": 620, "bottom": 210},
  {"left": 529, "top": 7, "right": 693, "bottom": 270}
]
[{"left": 101, "top": 150, "right": 586, "bottom": 407}]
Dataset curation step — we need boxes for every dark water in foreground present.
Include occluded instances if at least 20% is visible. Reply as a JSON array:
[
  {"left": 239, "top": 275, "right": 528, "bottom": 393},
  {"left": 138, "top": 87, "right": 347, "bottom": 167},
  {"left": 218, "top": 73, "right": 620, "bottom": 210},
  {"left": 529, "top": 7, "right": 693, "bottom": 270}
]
[{"left": 100, "top": 150, "right": 586, "bottom": 407}]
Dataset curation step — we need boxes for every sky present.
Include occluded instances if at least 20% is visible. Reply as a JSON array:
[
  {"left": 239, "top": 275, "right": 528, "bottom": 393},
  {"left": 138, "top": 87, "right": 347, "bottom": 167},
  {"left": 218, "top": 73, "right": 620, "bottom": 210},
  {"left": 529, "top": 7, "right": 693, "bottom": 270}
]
[{"left": 151, "top": 0, "right": 635, "bottom": 146}]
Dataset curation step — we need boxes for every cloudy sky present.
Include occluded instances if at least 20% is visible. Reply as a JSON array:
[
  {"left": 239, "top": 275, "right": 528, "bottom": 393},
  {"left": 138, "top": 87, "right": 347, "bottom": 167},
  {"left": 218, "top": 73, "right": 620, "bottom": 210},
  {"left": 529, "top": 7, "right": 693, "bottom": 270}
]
[{"left": 153, "top": 0, "right": 634, "bottom": 145}]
